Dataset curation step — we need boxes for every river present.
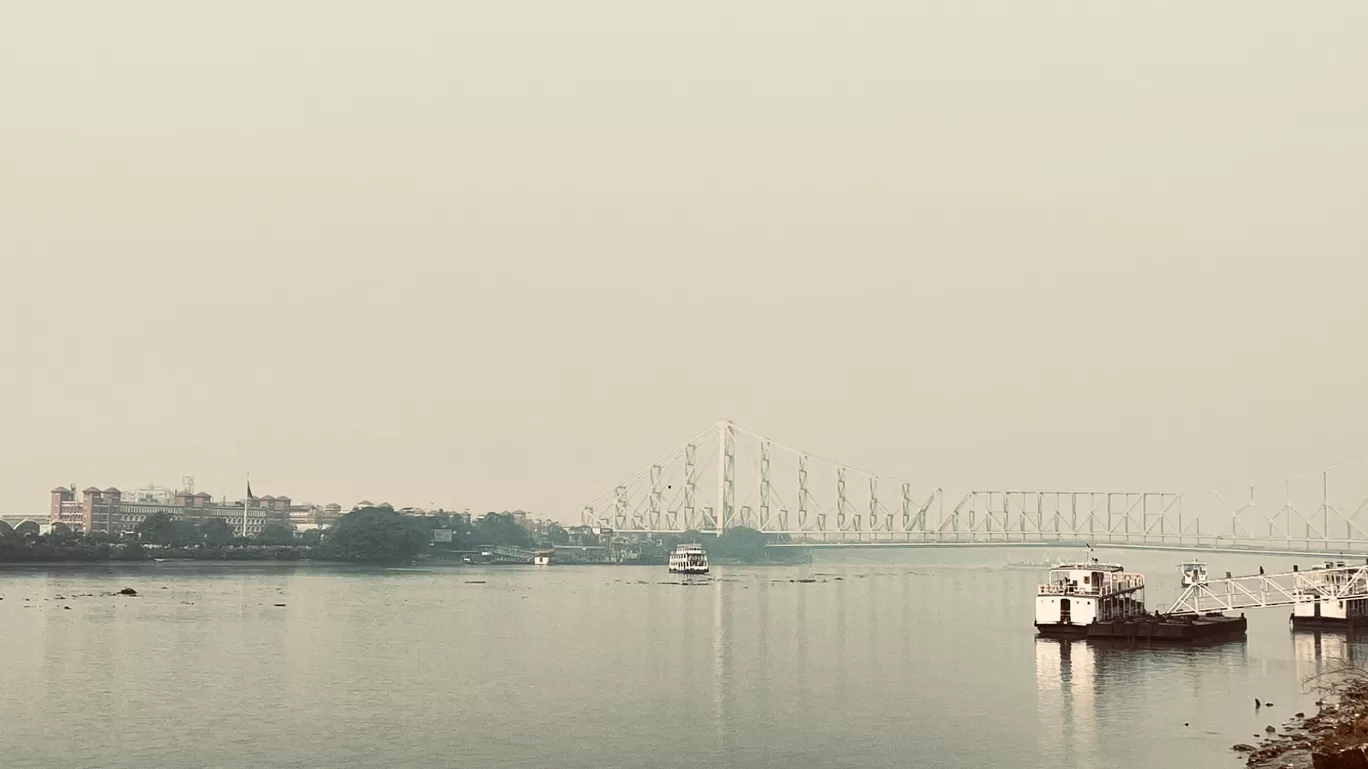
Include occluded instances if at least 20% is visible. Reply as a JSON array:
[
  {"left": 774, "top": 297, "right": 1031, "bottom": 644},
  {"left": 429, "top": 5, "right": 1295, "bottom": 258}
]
[{"left": 0, "top": 546, "right": 1356, "bottom": 768}]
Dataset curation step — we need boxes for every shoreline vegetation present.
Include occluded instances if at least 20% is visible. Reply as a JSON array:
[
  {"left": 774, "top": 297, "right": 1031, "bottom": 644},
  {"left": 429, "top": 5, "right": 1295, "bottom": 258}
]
[{"left": 0, "top": 506, "right": 807, "bottom": 566}]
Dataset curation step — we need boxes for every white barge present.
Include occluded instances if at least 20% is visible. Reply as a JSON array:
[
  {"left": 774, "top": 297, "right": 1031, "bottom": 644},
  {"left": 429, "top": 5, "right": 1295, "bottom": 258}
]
[
  {"left": 668, "top": 544, "right": 709, "bottom": 575},
  {"left": 1035, "top": 559, "right": 1246, "bottom": 642},
  {"left": 1291, "top": 561, "right": 1368, "bottom": 629}
]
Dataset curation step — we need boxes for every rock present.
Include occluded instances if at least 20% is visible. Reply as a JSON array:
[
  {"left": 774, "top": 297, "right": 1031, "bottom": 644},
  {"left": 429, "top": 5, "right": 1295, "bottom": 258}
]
[
  {"left": 1234, "top": 743, "right": 1256, "bottom": 752},
  {"left": 1313, "top": 745, "right": 1368, "bottom": 769},
  {"left": 117, "top": 588, "right": 137, "bottom": 596},
  {"left": 1299, "top": 713, "right": 1308, "bottom": 719},
  {"left": 1269, "top": 726, "right": 1279, "bottom": 733}
]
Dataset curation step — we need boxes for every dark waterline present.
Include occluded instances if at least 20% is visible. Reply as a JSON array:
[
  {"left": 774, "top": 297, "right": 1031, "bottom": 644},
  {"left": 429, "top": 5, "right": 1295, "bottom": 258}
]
[{"left": 0, "top": 547, "right": 1356, "bottom": 768}]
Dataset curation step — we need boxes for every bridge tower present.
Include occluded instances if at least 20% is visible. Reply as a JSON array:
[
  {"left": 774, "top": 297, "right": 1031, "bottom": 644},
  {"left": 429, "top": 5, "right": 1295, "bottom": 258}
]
[{"left": 715, "top": 420, "right": 734, "bottom": 536}]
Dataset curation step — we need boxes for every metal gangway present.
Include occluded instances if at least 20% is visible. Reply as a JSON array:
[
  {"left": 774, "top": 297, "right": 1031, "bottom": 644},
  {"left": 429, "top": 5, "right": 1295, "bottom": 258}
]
[{"left": 1165, "top": 561, "right": 1368, "bottom": 616}]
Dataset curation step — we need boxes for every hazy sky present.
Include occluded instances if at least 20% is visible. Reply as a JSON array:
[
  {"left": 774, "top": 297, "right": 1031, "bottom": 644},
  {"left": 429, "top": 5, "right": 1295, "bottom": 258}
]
[{"left": 3, "top": 1, "right": 1366, "bottom": 521}]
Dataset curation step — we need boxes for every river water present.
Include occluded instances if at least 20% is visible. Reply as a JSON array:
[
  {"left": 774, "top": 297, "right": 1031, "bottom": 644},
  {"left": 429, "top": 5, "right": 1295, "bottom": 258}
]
[{"left": 0, "top": 546, "right": 1359, "bottom": 768}]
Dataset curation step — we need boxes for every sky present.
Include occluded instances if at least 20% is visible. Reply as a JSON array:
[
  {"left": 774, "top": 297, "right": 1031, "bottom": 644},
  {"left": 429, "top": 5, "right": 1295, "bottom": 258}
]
[{"left": 2, "top": 1, "right": 1367, "bottom": 522}]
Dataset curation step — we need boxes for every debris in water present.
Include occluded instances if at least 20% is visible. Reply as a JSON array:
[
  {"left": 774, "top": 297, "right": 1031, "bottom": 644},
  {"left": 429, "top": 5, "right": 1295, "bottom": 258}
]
[
  {"left": 466, "top": 581, "right": 486, "bottom": 584},
  {"left": 273, "top": 603, "right": 286, "bottom": 607},
  {"left": 117, "top": 588, "right": 138, "bottom": 596}
]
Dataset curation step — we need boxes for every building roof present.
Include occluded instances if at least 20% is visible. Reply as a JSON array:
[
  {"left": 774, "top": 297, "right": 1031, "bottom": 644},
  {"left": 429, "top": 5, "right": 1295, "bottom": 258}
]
[
  {"left": 194, "top": 492, "right": 211, "bottom": 499},
  {"left": 104, "top": 487, "right": 121, "bottom": 494},
  {"left": 83, "top": 487, "right": 102, "bottom": 493},
  {"left": 51, "top": 486, "right": 69, "bottom": 493},
  {"left": 259, "top": 495, "right": 276, "bottom": 501}
]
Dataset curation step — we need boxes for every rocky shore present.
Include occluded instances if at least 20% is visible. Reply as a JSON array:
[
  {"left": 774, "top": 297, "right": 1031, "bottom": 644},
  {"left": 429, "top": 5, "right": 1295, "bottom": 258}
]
[{"left": 1234, "top": 681, "right": 1368, "bottom": 769}]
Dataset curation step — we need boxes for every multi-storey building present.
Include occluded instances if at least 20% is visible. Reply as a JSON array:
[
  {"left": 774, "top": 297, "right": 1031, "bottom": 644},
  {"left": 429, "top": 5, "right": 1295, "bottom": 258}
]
[
  {"left": 288, "top": 502, "right": 343, "bottom": 531},
  {"left": 48, "top": 485, "right": 292, "bottom": 537}
]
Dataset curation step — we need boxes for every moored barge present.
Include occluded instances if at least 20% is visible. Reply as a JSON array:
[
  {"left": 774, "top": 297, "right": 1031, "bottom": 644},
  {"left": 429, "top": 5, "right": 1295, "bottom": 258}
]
[
  {"left": 1291, "top": 561, "right": 1368, "bottom": 630},
  {"left": 1035, "top": 559, "right": 1246, "bottom": 642}
]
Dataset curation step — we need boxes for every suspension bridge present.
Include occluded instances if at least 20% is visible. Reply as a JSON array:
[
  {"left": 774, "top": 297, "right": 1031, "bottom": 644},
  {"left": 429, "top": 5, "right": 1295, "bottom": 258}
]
[{"left": 577, "top": 420, "right": 1368, "bottom": 555}]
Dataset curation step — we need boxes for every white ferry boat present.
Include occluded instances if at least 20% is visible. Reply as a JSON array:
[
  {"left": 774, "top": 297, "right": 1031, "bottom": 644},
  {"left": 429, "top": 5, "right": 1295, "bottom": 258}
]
[
  {"left": 1292, "top": 561, "right": 1368, "bottom": 629},
  {"left": 1034, "top": 559, "right": 1147, "bottom": 637},
  {"left": 668, "top": 544, "right": 709, "bottom": 575},
  {"left": 1179, "top": 561, "right": 1208, "bottom": 588}
]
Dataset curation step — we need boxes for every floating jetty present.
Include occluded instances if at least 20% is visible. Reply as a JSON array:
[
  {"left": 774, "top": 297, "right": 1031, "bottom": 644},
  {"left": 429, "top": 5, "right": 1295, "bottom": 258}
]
[
  {"left": 1165, "top": 558, "right": 1368, "bottom": 631},
  {"left": 1289, "top": 561, "right": 1368, "bottom": 630},
  {"left": 1035, "top": 559, "right": 1246, "bottom": 642}
]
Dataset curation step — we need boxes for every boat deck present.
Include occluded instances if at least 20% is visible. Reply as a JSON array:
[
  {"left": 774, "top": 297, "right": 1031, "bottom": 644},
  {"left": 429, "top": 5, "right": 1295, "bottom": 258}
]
[{"left": 1037, "top": 613, "right": 1246, "bottom": 642}]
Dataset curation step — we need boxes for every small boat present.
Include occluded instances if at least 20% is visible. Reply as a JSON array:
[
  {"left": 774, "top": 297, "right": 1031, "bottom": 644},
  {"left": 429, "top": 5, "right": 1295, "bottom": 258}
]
[
  {"left": 1007, "top": 555, "right": 1059, "bottom": 570},
  {"left": 533, "top": 549, "right": 552, "bottom": 566},
  {"left": 1179, "top": 561, "right": 1208, "bottom": 588},
  {"left": 668, "top": 544, "right": 709, "bottom": 575}
]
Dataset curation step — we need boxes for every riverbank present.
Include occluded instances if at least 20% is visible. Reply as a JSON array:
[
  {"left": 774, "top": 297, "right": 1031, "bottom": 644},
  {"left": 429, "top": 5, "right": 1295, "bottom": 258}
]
[{"left": 1235, "top": 679, "right": 1368, "bottom": 769}]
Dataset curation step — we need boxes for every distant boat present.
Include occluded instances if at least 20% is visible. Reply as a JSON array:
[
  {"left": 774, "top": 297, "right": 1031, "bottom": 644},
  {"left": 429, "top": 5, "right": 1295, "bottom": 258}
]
[
  {"left": 1007, "top": 555, "right": 1059, "bottom": 570},
  {"left": 668, "top": 544, "right": 709, "bottom": 575},
  {"left": 1178, "top": 560, "right": 1208, "bottom": 588}
]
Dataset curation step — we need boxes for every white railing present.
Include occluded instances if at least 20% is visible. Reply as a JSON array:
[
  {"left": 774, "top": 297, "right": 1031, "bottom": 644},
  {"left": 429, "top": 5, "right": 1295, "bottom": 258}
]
[{"left": 1167, "top": 563, "right": 1368, "bottom": 616}]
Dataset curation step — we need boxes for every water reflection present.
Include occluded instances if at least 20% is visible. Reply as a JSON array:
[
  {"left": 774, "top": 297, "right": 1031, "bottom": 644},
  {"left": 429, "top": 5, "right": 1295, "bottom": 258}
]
[
  {"left": 1293, "top": 629, "right": 1363, "bottom": 682},
  {"left": 1035, "top": 638, "right": 1098, "bottom": 763}
]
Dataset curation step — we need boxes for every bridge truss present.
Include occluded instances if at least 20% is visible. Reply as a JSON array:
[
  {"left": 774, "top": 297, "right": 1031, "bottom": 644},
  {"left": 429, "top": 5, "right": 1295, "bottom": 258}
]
[
  {"left": 576, "top": 421, "right": 1368, "bottom": 553},
  {"left": 1166, "top": 563, "right": 1368, "bottom": 616}
]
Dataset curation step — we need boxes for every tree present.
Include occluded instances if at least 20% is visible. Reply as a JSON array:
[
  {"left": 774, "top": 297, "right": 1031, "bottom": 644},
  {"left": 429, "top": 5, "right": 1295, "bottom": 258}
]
[
  {"left": 474, "top": 513, "right": 532, "bottom": 548},
  {"left": 546, "top": 523, "right": 569, "bottom": 546},
  {"left": 714, "top": 527, "right": 769, "bottom": 563},
  {"left": 170, "top": 519, "right": 200, "bottom": 546},
  {"left": 257, "top": 522, "right": 295, "bottom": 546},
  {"left": 323, "top": 507, "right": 429, "bottom": 561},
  {"left": 298, "top": 529, "right": 323, "bottom": 546},
  {"left": 116, "top": 541, "right": 148, "bottom": 561},
  {"left": 201, "top": 518, "right": 235, "bottom": 547},
  {"left": 135, "top": 512, "right": 178, "bottom": 545}
]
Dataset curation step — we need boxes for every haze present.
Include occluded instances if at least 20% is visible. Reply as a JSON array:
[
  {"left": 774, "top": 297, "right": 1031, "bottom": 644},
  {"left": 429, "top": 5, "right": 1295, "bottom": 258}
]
[{"left": 2, "top": 1, "right": 1366, "bottom": 520}]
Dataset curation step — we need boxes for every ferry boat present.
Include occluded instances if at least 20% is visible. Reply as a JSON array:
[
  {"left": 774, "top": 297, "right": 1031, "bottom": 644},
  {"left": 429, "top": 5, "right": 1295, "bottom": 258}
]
[
  {"left": 1035, "top": 559, "right": 1247, "bottom": 642},
  {"left": 1292, "top": 561, "right": 1368, "bottom": 629},
  {"left": 1179, "top": 561, "right": 1208, "bottom": 588},
  {"left": 668, "top": 544, "right": 709, "bottom": 575},
  {"left": 1035, "top": 560, "right": 1148, "bottom": 637}
]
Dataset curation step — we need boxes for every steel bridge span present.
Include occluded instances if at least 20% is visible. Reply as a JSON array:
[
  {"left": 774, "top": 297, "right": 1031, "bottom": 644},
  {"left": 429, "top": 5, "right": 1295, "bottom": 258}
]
[{"left": 577, "top": 420, "right": 1368, "bottom": 555}]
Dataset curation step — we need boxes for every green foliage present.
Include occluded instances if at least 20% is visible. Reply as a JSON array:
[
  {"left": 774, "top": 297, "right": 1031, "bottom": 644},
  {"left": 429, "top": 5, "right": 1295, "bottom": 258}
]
[
  {"left": 322, "top": 507, "right": 429, "bottom": 561},
  {"left": 116, "top": 541, "right": 148, "bottom": 561},
  {"left": 135, "top": 512, "right": 179, "bottom": 545},
  {"left": 170, "top": 519, "right": 200, "bottom": 546},
  {"left": 711, "top": 527, "right": 768, "bottom": 562},
  {"left": 201, "top": 518, "right": 235, "bottom": 547},
  {"left": 474, "top": 513, "right": 532, "bottom": 548},
  {"left": 257, "top": 522, "right": 295, "bottom": 546},
  {"left": 545, "top": 523, "right": 569, "bottom": 546}
]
